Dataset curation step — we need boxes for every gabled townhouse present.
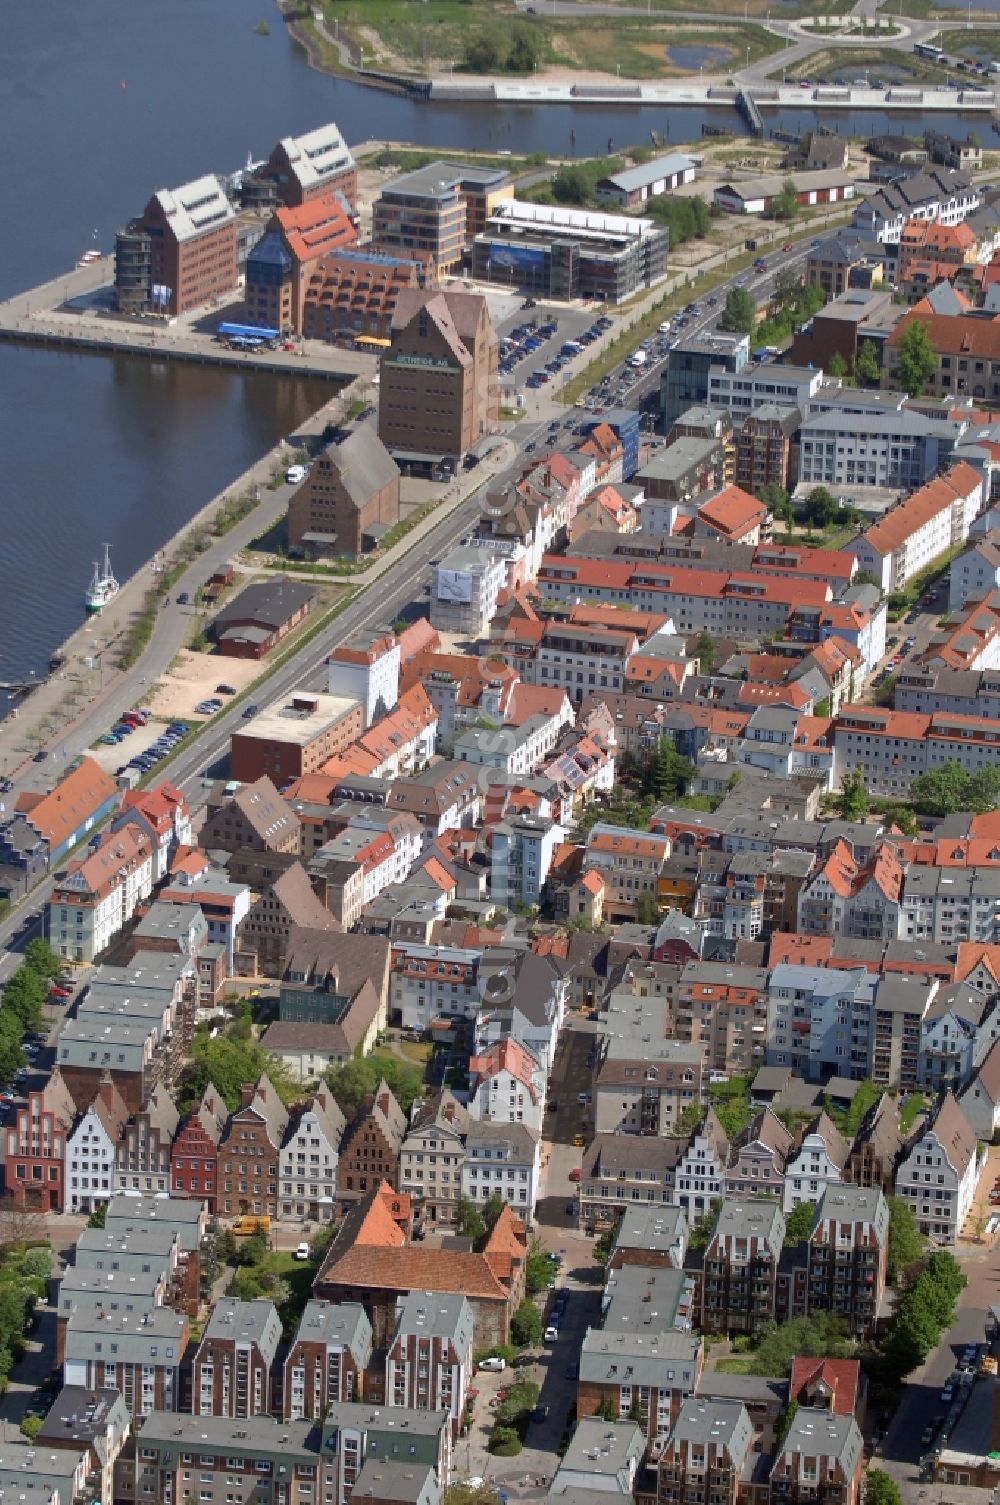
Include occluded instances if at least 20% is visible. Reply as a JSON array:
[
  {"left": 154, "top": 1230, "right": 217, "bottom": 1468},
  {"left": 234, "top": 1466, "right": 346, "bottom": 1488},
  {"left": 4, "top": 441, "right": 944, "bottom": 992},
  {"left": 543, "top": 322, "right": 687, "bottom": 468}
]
[
  {"left": 63, "top": 1306, "right": 188, "bottom": 1417},
  {"left": 114, "top": 780, "right": 192, "bottom": 882},
  {"left": 950, "top": 533, "right": 1000, "bottom": 611},
  {"left": 338, "top": 1081, "right": 407, "bottom": 1212},
  {"left": 399, "top": 1090, "right": 469, "bottom": 1231},
  {"left": 49, "top": 824, "right": 155, "bottom": 963},
  {"left": 784, "top": 1113, "right": 851, "bottom": 1212},
  {"left": 467, "top": 1038, "right": 545, "bottom": 1132},
  {"left": 170, "top": 1083, "right": 228, "bottom": 1211},
  {"left": 594, "top": 1028, "right": 703, "bottom": 1138},
  {"left": 236, "top": 861, "right": 338, "bottom": 976},
  {"left": 462, "top": 1119, "right": 541, "bottom": 1220},
  {"left": 724, "top": 1108, "right": 793, "bottom": 1202},
  {"left": 474, "top": 948, "right": 567, "bottom": 1073},
  {"left": 64, "top": 1076, "right": 130, "bottom": 1216},
  {"left": 0, "top": 755, "right": 118, "bottom": 892},
  {"left": 193, "top": 1296, "right": 282, "bottom": 1418},
  {"left": 199, "top": 774, "right": 301, "bottom": 855},
  {"left": 806, "top": 1184, "right": 888, "bottom": 1339},
  {"left": 386, "top": 1291, "right": 473, "bottom": 1438},
  {"left": 114, "top": 1087, "right": 179, "bottom": 1196},
  {"left": 159, "top": 851, "right": 252, "bottom": 978},
  {"left": 673, "top": 1109, "right": 730, "bottom": 1222},
  {"left": 894, "top": 1090, "right": 982, "bottom": 1242},
  {"left": 844, "top": 1091, "right": 904, "bottom": 1192},
  {"left": 698, "top": 1197, "right": 785, "bottom": 1336},
  {"left": 384, "top": 760, "right": 483, "bottom": 836},
  {"left": 770, "top": 1408, "right": 864, "bottom": 1505},
  {"left": 217, "top": 1074, "right": 289, "bottom": 1220},
  {"left": 283, "top": 1300, "right": 372, "bottom": 1420},
  {"left": 652, "top": 1396, "right": 755, "bottom": 1505},
  {"left": 852, "top": 166, "right": 980, "bottom": 242},
  {"left": 919, "top": 984, "right": 994, "bottom": 1092},
  {"left": 279, "top": 1086, "right": 345, "bottom": 1223},
  {"left": 796, "top": 840, "right": 903, "bottom": 943},
  {"left": 5, "top": 1069, "right": 76, "bottom": 1212},
  {"left": 959, "top": 1037, "right": 1000, "bottom": 1141}
]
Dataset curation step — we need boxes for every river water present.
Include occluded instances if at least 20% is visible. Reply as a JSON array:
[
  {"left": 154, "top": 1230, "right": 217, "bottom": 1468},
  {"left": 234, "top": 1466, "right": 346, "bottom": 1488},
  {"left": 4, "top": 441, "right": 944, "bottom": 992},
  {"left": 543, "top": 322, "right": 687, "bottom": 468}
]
[{"left": 3, "top": 0, "right": 997, "bottom": 683}]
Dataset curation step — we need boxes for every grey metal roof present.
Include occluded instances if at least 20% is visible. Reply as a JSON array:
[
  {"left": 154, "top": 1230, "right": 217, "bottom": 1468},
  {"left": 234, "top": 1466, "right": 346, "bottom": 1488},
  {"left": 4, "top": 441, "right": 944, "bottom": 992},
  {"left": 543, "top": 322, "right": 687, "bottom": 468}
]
[
  {"left": 669, "top": 1396, "right": 755, "bottom": 1460},
  {"left": 137, "top": 1411, "right": 317, "bottom": 1464},
  {"left": 600, "top": 153, "right": 696, "bottom": 194},
  {"left": 382, "top": 160, "right": 509, "bottom": 200},
  {"left": 203, "top": 1297, "right": 282, "bottom": 1359},
  {"left": 106, "top": 1193, "right": 204, "bottom": 1246},
  {"left": 775, "top": 1408, "right": 863, "bottom": 1475},
  {"left": 710, "top": 1197, "right": 785, "bottom": 1253},
  {"left": 64, "top": 1306, "right": 187, "bottom": 1364},
  {"left": 612, "top": 1206, "right": 688, "bottom": 1254},
  {"left": 394, "top": 1291, "right": 473, "bottom": 1356},
  {"left": 603, "top": 1265, "right": 695, "bottom": 1335},
  {"left": 327, "top": 426, "right": 400, "bottom": 510},
  {"left": 814, "top": 1183, "right": 889, "bottom": 1241},
  {"left": 292, "top": 1300, "right": 372, "bottom": 1362},
  {"left": 580, "top": 1327, "right": 700, "bottom": 1389},
  {"left": 352, "top": 1459, "right": 439, "bottom": 1505},
  {"left": 560, "top": 1417, "right": 644, "bottom": 1477}
]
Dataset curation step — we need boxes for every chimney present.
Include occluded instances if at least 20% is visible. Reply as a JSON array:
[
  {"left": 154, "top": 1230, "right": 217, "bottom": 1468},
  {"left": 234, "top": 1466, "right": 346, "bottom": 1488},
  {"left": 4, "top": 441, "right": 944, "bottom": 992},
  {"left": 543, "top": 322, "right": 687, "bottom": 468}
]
[
  {"left": 97, "top": 1074, "right": 118, "bottom": 1114},
  {"left": 442, "top": 1100, "right": 455, "bottom": 1124},
  {"left": 240, "top": 1083, "right": 255, "bottom": 1110},
  {"left": 377, "top": 1090, "right": 391, "bottom": 1117}
]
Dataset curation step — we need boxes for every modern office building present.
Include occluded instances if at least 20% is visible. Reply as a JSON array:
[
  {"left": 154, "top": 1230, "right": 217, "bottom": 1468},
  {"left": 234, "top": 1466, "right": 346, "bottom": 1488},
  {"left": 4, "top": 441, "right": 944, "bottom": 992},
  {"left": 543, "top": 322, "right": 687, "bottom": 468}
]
[
  {"left": 372, "top": 161, "right": 510, "bottom": 272},
  {"left": 378, "top": 289, "right": 499, "bottom": 462},
  {"left": 661, "top": 332, "right": 749, "bottom": 425},
  {"left": 472, "top": 199, "right": 668, "bottom": 303}
]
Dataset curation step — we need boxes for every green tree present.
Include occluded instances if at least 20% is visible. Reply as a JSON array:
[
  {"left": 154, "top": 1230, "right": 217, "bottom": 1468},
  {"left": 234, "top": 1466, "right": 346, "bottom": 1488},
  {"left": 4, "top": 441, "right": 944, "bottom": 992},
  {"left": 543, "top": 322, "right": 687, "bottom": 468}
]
[
  {"left": 597, "top": 1393, "right": 618, "bottom": 1421},
  {"left": 909, "top": 761, "right": 972, "bottom": 817},
  {"left": 0, "top": 1031, "right": 25, "bottom": 1086},
  {"left": 235, "top": 1232, "right": 267, "bottom": 1266},
  {"left": 784, "top": 1201, "right": 817, "bottom": 1246},
  {"left": 510, "top": 1300, "right": 543, "bottom": 1347},
  {"left": 969, "top": 764, "right": 1000, "bottom": 814},
  {"left": 896, "top": 320, "right": 937, "bottom": 397},
  {"left": 2, "top": 968, "right": 46, "bottom": 1030},
  {"left": 827, "top": 351, "right": 848, "bottom": 380},
  {"left": 323, "top": 1053, "right": 424, "bottom": 1118},
  {"left": 750, "top": 1312, "right": 851, "bottom": 1376},
  {"left": 774, "top": 178, "right": 800, "bottom": 221},
  {"left": 489, "top": 1426, "right": 522, "bottom": 1456},
  {"left": 19, "top": 1413, "right": 42, "bottom": 1441},
  {"left": 855, "top": 339, "right": 881, "bottom": 386},
  {"left": 87, "top": 1204, "right": 107, "bottom": 1229},
  {"left": 651, "top": 738, "right": 695, "bottom": 802},
  {"left": 20, "top": 1247, "right": 52, "bottom": 1280},
  {"left": 865, "top": 1471, "right": 904, "bottom": 1505},
  {"left": 759, "top": 483, "right": 793, "bottom": 526},
  {"left": 636, "top": 890, "right": 661, "bottom": 926},
  {"left": 886, "top": 1195, "right": 925, "bottom": 1283},
  {"left": 24, "top": 939, "right": 61, "bottom": 980},
  {"left": 836, "top": 768, "right": 870, "bottom": 823},
  {"left": 720, "top": 285, "right": 756, "bottom": 335},
  {"left": 593, "top": 1225, "right": 616, "bottom": 1264},
  {"left": 551, "top": 164, "right": 593, "bottom": 206},
  {"left": 689, "top": 1199, "right": 723, "bottom": 1250},
  {"left": 696, "top": 630, "right": 717, "bottom": 673},
  {"left": 526, "top": 1240, "right": 554, "bottom": 1292},
  {"left": 482, "top": 1191, "right": 506, "bottom": 1234},
  {"left": 181, "top": 1037, "right": 295, "bottom": 1115},
  {"left": 463, "top": 26, "right": 507, "bottom": 71},
  {"left": 803, "top": 486, "right": 839, "bottom": 529},
  {"left": 506, "top": 25, "right": 542, "bottom": 72},
  {"left": 456, "top": 1196, "right": 486, "bottom": 1242}
]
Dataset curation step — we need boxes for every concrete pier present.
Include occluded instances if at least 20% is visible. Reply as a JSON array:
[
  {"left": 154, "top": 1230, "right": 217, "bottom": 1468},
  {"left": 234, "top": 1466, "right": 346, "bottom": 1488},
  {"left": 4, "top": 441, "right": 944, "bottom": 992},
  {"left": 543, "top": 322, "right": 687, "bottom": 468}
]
[{"left": 0, "top": 258, "right": 377, "bottom": 383}]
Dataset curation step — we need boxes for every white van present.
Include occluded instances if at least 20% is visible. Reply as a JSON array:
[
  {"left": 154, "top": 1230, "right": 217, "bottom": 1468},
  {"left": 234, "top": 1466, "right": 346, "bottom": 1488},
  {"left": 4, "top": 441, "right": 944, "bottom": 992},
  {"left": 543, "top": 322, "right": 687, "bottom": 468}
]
[
  {"left": 629, "top": 349, "right": 648, "bottom": 368},
  {"left": 544, "top": 1324, "right": 560, "bottom": 1344},
  {"left": 478, "top": 1355, "right": 506, "bottom": 1372},
  {"left": 658, "top": 320, "right": 671, "bottom": 334},
  {"left": 286, "top": 464, "right": 307, "bottom": 484}
]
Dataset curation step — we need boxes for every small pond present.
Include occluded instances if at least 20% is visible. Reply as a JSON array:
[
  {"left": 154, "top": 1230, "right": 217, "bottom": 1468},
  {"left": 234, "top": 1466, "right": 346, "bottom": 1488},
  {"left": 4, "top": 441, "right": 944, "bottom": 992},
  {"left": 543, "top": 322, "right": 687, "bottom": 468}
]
[{"left": 668, "top": 43, "right": 732, "bottom": 69}]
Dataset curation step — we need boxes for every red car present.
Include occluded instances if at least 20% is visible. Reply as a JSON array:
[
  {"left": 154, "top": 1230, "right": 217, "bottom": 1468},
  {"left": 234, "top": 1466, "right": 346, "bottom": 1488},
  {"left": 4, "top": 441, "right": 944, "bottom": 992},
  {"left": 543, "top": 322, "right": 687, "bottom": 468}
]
[
  {"left": 569, "top": 1168, "right": 582, "bottom": 1182},
  {"left": 49, "top": 986, "right": 70, "bottom": 999}
]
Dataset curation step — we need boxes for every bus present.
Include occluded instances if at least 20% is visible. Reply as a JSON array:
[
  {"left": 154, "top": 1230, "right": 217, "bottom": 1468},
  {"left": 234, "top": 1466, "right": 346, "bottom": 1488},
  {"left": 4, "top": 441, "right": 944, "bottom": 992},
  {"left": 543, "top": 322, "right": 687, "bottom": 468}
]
[
  {"left": 355, "top": 335, "right": 391, "bottom": 351},
  {"left": 913, "top": 42, "right": 944, "bottom": 60}
]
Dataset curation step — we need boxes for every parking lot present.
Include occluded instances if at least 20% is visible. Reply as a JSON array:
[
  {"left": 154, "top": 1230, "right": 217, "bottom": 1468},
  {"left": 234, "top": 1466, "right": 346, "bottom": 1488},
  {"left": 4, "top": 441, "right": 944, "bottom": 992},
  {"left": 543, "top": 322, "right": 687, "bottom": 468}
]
[{"left": 495, "top": 304, "right": 606, "bottom": 395}]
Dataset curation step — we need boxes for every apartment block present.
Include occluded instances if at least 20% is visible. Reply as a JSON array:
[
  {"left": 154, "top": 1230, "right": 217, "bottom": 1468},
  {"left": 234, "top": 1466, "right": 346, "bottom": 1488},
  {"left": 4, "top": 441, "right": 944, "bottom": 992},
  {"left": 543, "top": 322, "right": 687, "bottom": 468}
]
[
  {"left": 193, "top": 1297, "right": 282, "bottom": 1419},
  {"left": 806, "top": 1184, "right": 888, "bottom": 1338},
  {"left": 699, "top": 1198, "right": 785, "bottom": 1336},
  {"left": 386, "top": 1291, "right": 473, "bottom": 1438},
  {"left": 284, "top": 1301, "right": 372, "bottom": 1421}
]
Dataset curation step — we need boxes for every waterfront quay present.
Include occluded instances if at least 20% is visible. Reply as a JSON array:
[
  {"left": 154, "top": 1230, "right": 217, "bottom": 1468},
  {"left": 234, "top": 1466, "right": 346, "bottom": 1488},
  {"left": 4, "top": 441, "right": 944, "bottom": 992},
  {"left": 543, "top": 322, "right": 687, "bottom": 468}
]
[{"left": 0, "top": 257, "right": 376, "bottom": 384}]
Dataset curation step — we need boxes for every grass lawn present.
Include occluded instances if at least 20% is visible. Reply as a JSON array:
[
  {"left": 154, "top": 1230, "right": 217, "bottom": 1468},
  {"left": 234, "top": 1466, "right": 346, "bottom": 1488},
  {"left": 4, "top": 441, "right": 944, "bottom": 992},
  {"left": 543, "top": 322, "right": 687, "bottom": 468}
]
[
  {"left": 308, "top": 0, "right": 780, "bottom": 78},
  {"left": 396, "top": 1037, "right": 433, "bottom": 1066},
  {"left": 900, "top": 1094, "right": 928, "bottom": 1133},
  {"left": 715, "top": 1357, "right": 755, "bottom": 1374},
  {"left": 261, "top": 1250, "right": 316, "bottom": 1330}
]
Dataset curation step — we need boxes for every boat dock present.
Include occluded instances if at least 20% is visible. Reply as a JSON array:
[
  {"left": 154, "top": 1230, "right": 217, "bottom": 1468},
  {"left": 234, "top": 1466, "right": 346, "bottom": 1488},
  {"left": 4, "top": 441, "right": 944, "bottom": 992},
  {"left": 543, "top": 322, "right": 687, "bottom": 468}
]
[{"left": 0, "top": 259, "right": 376, "bottom": 384}]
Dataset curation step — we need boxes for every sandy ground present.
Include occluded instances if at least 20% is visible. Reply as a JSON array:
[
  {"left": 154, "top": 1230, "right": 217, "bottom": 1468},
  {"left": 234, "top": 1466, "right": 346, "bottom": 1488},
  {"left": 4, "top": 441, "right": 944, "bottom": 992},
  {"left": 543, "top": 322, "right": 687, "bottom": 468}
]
[{"left": 144, "top": 650, "right": 262, "bottom": 722}]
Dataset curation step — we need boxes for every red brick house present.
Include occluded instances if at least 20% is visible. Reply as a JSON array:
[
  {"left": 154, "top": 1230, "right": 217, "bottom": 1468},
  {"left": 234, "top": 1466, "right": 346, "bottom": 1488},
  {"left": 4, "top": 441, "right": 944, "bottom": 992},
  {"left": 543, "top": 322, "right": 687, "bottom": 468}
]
[
  {"left": 4, "top": 1069, "right": 77, "bottom": 1211},
  {"left": 170, "top": 1084, "right": 228, "bottom": 1212},
  {"left": 337, "top": 1081, "right": 406, "bottom": 1212},
  {"left": 217, "top": 1075, "right": 289, "bottom": 1220}
]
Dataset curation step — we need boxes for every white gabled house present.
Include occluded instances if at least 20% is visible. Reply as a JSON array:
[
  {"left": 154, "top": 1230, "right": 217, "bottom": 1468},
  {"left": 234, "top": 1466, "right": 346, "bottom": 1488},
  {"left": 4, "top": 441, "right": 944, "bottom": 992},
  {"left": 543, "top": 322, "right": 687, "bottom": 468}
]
[{"left": 894, "top": 1091, "right": 983, "bottom": 1243}]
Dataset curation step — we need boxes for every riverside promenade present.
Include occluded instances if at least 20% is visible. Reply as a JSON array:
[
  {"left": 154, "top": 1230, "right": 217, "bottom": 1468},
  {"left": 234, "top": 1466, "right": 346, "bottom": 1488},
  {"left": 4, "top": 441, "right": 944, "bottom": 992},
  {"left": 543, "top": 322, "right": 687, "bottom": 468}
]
[{"left": 0, "top": 257, "right": 374, "bottom": 383}]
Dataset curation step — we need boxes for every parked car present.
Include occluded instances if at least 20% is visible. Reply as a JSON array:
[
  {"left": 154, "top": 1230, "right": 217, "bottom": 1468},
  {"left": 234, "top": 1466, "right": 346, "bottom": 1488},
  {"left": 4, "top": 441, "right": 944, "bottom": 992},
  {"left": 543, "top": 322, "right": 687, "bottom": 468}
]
[
  {"left": 176, "top": 592, "right": 189, "bottom": 605},
  {"left": 940, "top": 1383, "right": 954, "bottom": 1404},
  {"left": 569, "top": 1167, "right": 582, "bottom": 1181},
  {"left": 544, "top": 1325, "right": 559, "bottom": 1344},
  {"left": 478, "top": 1356, "right": 506, "bottom": 1373},
  {"left": 294, "top": 1242, "right": 310, "bottom": 1261},
  {"left": 215, "top": 683, "right": 237, "bottom": 695}
]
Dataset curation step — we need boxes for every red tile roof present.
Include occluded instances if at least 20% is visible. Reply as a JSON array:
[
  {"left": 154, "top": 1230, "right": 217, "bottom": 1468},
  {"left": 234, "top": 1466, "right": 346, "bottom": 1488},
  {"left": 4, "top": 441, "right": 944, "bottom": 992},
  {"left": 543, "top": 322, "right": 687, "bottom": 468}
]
[{"left": 790, "top": 1356, "right": 862, "bottom": 1415}]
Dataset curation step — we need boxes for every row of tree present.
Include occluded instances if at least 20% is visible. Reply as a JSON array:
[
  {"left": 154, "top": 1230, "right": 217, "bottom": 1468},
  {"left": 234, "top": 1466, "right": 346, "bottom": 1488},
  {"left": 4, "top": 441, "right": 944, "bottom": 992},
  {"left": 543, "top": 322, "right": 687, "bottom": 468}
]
[
  {"left": 880, "top": 1250, "right": 966, "bottom": 1379},
  {"left": 462, "top": 23, "right": 544, "bottom": 74},
  {"left": 0, "top": 939, "right": 63, "bottom": 1086}
]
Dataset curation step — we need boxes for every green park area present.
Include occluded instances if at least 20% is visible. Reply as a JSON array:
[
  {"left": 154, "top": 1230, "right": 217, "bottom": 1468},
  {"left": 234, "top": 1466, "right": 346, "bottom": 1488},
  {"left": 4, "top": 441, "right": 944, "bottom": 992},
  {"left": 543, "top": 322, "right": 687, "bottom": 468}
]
[{"left": 300, "top": 0, "right": 782, "bottom": 79}]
